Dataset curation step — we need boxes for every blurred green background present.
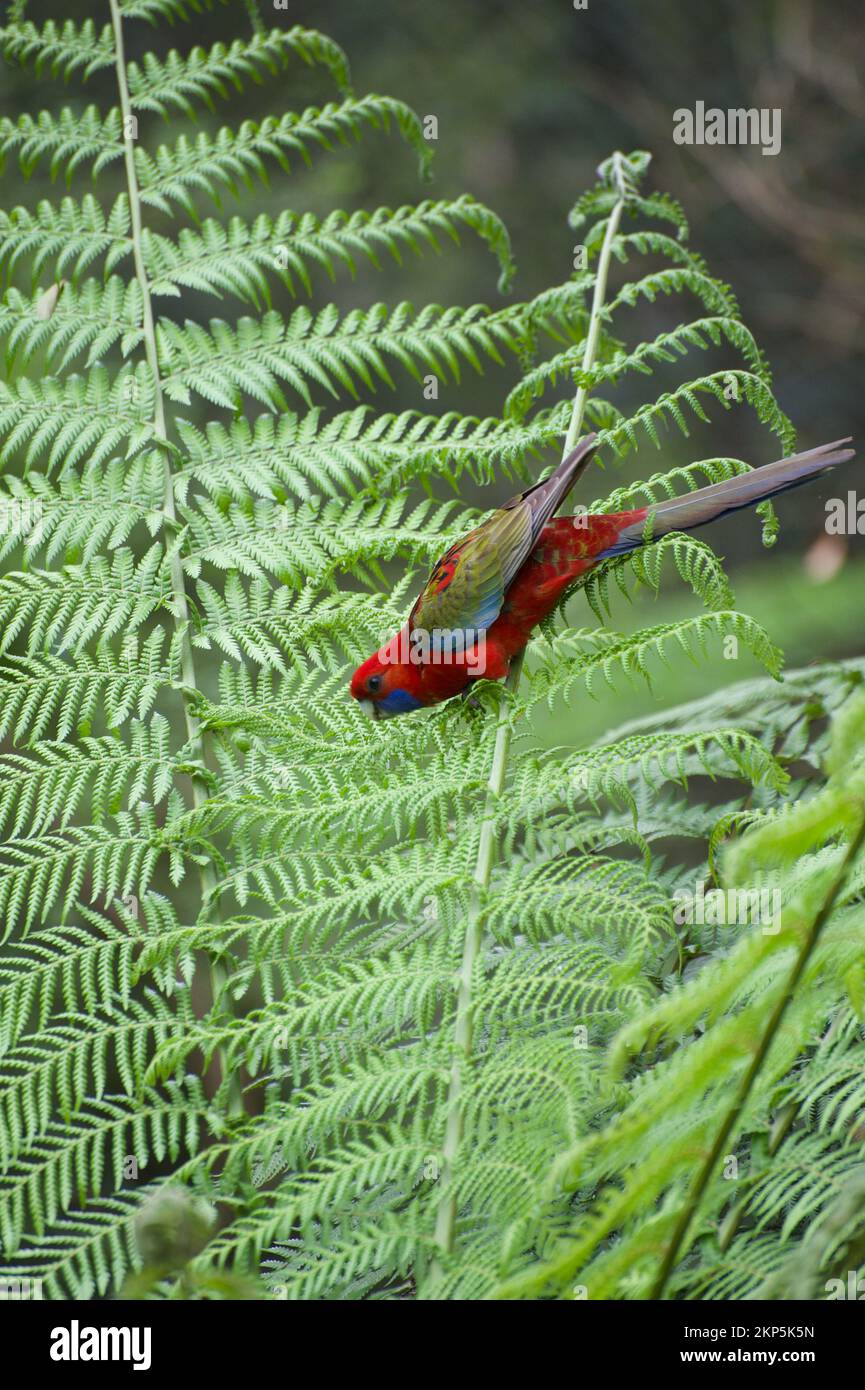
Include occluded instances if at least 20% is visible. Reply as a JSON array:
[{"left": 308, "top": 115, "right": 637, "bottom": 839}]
[{"left": 2, "top": 0, "right": 863, "bottom": 744}]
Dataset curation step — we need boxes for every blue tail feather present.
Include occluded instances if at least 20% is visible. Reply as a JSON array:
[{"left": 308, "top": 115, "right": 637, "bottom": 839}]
[{"left": 596, "top": 438, "right": 855, "bottom": 560}]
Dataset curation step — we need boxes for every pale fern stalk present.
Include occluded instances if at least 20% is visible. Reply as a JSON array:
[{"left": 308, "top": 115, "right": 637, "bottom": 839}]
[
  {"left": 109, "top": 0, "right": 240, "bottom": 1110},
  {"left": 431, "top": 165, "right": 628, "bottom": 1270}
]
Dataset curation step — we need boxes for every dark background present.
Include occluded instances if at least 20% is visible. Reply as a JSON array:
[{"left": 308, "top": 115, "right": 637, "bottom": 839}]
[{"left": 2, "top": 0, "right": 863, "bottom": 735}]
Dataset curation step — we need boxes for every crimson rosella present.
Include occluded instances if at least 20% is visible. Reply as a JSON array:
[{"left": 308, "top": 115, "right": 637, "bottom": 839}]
[{"left": 350, "top": 433, "right": 855, "bottom": 718}]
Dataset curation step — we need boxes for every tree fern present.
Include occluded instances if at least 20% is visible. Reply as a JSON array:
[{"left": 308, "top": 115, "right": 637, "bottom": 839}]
[{"left": 0, "top": 2, "right": 861, "bottom": 1304}]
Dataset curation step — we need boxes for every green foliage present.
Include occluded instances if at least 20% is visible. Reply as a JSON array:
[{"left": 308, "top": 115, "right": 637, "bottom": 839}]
[
  {"left": 0, "top": 3, "right": 861, "bottom": 1304},
  {"left": 500, "top": 685, "right": 865, "bottom": 1301}
]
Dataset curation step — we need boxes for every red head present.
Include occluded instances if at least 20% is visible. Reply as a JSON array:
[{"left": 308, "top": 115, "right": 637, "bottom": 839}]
[{"left": 350, "top": 630, "right": 427, "bottom": 719}]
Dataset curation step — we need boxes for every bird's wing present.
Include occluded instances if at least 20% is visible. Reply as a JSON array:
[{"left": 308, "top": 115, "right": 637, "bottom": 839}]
[
  {"left": 410, "top": 501, "right": 533, "bottom": 636},
  {"left": 409, "top": 435, "right": 598, "bottom": 639}
]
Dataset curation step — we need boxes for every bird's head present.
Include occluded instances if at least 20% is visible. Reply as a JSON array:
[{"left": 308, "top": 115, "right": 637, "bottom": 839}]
[{"left": 350, "top": 631, "right": 426, "bottom": 719}]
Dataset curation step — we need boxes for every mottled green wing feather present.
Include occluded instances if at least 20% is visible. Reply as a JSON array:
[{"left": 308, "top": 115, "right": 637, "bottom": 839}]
[
  {"left": 409, "top": 435, "right": 599, "bottom": 638},
  {"left": 410, "top": 501, "right": 533, "bottom": 634}
]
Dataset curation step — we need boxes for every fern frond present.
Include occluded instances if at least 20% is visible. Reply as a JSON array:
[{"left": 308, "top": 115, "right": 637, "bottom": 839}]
[
  {"left": 0, "top": 632, "right": 175, "bottom": 744},
  {"left": 526, "top": 613, "right": 783, "bottom": 707},
  {"left": 126, "top": 28, "right": 352, "bottom": 117},
  {"left": 158, "top": 302, "right": 520, "bottom": 411},
  {"left": 0, "top": 276, "right": 144, "bottom": 370},
  {"left": 136, "top": 96, "right": 432, "bottom": 218},
  {"left": 0, "top": 17, "right": 115, "bottom": 81},
  {"left": 0, "top": 194, "right": 131, "bottom": 284},
  {"left": 0, "top": 363, "right": 155, "bottom": 470},
  {"left": 144, "top": 195, "right": 513, "bottom": 306},
  {"left": 0, "top": 105, "right": 123, "bottom": 181}
]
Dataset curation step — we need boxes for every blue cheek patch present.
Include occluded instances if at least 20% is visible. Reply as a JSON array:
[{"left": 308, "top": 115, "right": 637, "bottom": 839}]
[{"left": 378, "top": 688, "right": 424, "bottom": 717}]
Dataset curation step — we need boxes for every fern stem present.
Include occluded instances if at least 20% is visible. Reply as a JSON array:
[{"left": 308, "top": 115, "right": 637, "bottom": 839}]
[
  {"left": 431, "top": 649, "right": 523, "bottom": 1265},
  {"left": 109, "top": 0, "right": 240, "bottom": 1112},
  {"left": 650, "top": 804, "right": 865, "bottom": 1299},
  {"left": 562, "top": 191, "right": 624, "bottom": 458},
  {"left": 430, "top": 170, "right": 627, "bottom": 1275}
]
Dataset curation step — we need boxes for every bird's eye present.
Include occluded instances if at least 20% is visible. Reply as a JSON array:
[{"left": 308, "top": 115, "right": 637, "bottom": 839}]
[{"left": 367, "top": 675, "right": 382, "bottom": 694}]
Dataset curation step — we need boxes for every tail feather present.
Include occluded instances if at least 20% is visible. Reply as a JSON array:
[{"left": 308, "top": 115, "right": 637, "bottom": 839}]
[{"left": 596, "top": 438, "right": 855, "bottom": 559}]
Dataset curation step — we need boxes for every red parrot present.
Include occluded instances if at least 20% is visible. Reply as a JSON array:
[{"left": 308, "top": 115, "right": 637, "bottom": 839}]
[{"left": 350, "top": 434, "right": 855, "bottom": 718}]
